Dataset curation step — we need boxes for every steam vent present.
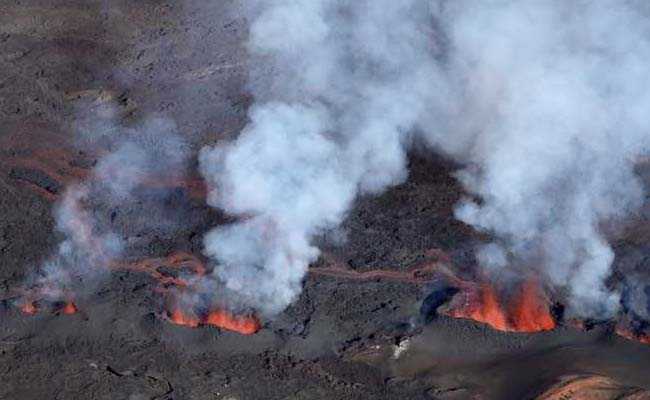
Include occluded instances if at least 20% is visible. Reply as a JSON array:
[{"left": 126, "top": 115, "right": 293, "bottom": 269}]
[{"left": 2, "top": 2, "right": 650, "bottom": 399}]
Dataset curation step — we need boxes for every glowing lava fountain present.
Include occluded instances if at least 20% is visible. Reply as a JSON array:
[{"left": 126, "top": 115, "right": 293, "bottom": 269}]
[
  {"left": 168, "top": 308, "right": 261, "bottom": 335},
  {"left": 446, "top": 279, "right": 556, "bottom": 333}
]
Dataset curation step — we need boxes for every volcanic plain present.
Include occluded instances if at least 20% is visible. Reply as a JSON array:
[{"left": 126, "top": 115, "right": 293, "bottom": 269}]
[{"left": 1, "top": 2, "right": 650, "bottom": 399}]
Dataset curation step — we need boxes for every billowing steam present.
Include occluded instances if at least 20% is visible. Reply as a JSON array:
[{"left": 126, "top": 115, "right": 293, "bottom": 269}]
[
  {"left": 441, "top": 1, "right": 650, "bottom": 317},
  {"left": 29, "top": 116, "right": 189, "bottom": 303},
  {"left": 201, "top": 0, "right": 650, "bottom": 317},
  {"left": 200, "top": 0, "right": 444, "bottom": 315}
]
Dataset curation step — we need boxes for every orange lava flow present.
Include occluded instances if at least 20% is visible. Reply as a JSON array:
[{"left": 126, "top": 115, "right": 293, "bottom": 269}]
[
  {"left": 205, "top": 310, "right": 262, "bottom": 335},
  {"left": 448, "top": 280, "right": 556, "bottom": 333},
  {"left": 170, "top": 308, "right": 200, "bottom": 328},
  {"left": 472, "top": 284, "right": 509, "bottom": 331},
  {"left": 20, "top": 301, "right": 37, "bottom": 315},
  {"left": 168, "top": 308, "right": 261, "bottom": 335},
  {"left": 18, "top": 299, "right": 79, "bottom": 316},
  {"left": 125, "top": 253, "right": 262, "bottom": 335},
  {"left": 511, "top": 280, "right": 556, "bottom": 332},
  {"left": 62, "top": 302, "right": 78, "bottom": 315}
]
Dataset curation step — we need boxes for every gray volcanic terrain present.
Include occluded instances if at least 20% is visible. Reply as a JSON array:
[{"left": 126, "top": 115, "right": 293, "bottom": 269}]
[{"left": 1, "top": 2, "right": 650, "bottom": 400}]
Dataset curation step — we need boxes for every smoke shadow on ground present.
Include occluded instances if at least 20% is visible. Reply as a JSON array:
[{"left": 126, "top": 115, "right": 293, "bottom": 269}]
[{"left": 397, "top": 319, "right": 650, "bottom": 400}]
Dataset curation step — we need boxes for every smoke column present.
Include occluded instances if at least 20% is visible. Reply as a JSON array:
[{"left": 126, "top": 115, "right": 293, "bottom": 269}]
[
  {"left": 200, "top": 0, "right": 445, "bottom": 315},
  {"left": 200, "top": 0, "right": 650, "bottom": 317},
  {"left": 435, "top": 0, "right": 650, "bottom": 317},
  {"left": 29, "top": 115, "right": 189, "bottom": 302}
]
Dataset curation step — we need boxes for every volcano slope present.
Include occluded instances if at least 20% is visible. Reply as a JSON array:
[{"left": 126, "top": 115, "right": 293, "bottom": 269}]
[{"left": 1, "top": 2, "right": 650, "bottom": 400}]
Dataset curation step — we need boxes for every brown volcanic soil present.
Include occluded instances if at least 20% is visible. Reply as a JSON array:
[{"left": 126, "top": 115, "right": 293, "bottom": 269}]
[{"left": 1, "top": 2, "right": 650, "bottom": 400}]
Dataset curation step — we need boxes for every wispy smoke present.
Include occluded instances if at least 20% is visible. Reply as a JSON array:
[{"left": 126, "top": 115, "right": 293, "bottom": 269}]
[
  {"left": 201, "top": 0, "right": 650, "bottom": 317},
  {"left": 30, "top": 115, "right": 189, "bottom": 302},
  {"left": 35, "top": 184, "right": 124, "bottom": 300}
]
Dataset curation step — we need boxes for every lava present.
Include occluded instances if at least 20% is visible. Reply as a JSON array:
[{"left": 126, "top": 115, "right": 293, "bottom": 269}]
[
  {"left": 204, "top": 309, "right": 261, "bottom": 335},
  {"left": 473, "top": 284, "right": 509, "bottom": 330},
  {"left": 62, "top": 302, "right": 78, "bottom": 315},
  {"left": 511, "top": 280, "right": 556, "bottom": 332},
  {"left": 168, "top": 308, "right": 261, "bottom": 335},
  {"left": 11, "top": 246, "right": 650, "bottom": 343},
  {"left": 446, "top": 279, "right": 556, "bottom": 333},
  {"left": 120, "top": 253, "right": 261, "bottom": 335},
  {"left": 170, "top": 308, "right": 200, "bottom": 328},
  {"left": 447, "top": 284, "right": 509, "bottom": 331},
  {"left": 10, "top": 251, "right": 262, "bottom": 335},
  {"left": 116, "top": 251, "right": 207, "bottom": 284},
  {"left": 20, "top": 301, "right": 37, "bottom": 315},
  {"left": 309, "top": 249, "right": 458, "bottom": 285},
  {"left": 17, "top": 299, "right": 78, "bottom": 316}
]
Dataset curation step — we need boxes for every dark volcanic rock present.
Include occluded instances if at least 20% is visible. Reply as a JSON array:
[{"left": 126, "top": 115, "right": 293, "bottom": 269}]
[{"left": 9, "top": 167, "right": 62, "bottom": 195}]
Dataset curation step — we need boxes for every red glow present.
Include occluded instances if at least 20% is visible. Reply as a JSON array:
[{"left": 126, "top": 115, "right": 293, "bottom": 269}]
[
  {"left": 205, "top": 310, "right": 261, "bottom": 335},
  {"left": 447, "top": 279, "right": 556, "bottom": 333},
  {"left": 510, "top": 280, "right": 556, "bottom": 332},
  {"left": 62, "top": 302, "right": 78, "bottom": 315},
  {"left": 118, "top": 253, "right": 262, "bottom": 334},
  {"left": 20, "top": 301, "right": 37, "bottom": 315},
  {"left": 170, "top": 308, "right": 200, "bottom": 328},
  {"left": 167, "top": 308, "right": 261, "bottom": 335}
]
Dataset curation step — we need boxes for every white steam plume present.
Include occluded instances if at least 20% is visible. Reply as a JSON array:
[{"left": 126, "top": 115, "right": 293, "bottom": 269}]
[
  {"left": 201, "top": 0, "right": 650, "bottom": 317},
  {"left": 432, "top": 0, "right": 650, "bottom": 317},
  {"left": 200, "top": 0, "right": 444, "bottom": 315},
  {"left": 32, "top": 117, "right": 189, "bottom": 300}
]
